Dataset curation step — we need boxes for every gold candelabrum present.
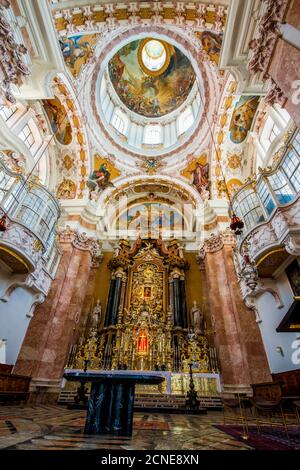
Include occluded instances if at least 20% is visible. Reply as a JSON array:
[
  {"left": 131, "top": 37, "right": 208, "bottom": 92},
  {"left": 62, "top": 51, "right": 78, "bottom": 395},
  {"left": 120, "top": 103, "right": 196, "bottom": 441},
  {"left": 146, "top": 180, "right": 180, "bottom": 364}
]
[{"left": 71, "top": 238, "right": 213, "bottom": 374}]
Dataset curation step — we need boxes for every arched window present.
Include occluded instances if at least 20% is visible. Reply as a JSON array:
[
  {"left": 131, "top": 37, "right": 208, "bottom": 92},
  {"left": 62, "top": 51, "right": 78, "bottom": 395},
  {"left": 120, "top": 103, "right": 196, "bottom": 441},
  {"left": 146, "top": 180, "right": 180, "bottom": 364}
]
[
  {"left": 259, "top": 116, "right": 280, "bottom": 152},
  {"left": 111, "top": 108, "right": 128, "bottom": 136},
  {"left": 0, "top": 105, "right": 17, "bottom": 122},
  {"left": 18, "top": 118, "right": 43, "bottom": 156},
  {"left": 177, "top": 106, "right": 194, "bottom": 136},
  {"left": 143, "top": 125, "right": 162, "bottom": 145},
  {"left": 18, "top": 123, "right": 35, "bottom": 149}
]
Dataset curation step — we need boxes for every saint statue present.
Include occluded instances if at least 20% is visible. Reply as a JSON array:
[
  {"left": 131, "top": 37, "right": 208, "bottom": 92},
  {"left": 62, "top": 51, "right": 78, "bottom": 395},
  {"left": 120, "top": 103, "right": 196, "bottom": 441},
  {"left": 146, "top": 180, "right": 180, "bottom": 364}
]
[
  {"left": 190, "top": 300, "right": 204, "bottom": 335},
  {"left": 91, "top": 299, "right": 102, "bottom": 327}
]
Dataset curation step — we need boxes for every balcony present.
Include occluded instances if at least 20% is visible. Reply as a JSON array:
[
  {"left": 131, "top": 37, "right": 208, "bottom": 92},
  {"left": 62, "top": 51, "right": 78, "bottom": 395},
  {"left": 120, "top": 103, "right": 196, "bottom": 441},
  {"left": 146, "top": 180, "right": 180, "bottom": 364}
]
[
  {"left": 0, "top": 157, "right": 61, "bottom": 295},
  {"left": 231, "top": 129, "right": 300, "bottom": 276}
]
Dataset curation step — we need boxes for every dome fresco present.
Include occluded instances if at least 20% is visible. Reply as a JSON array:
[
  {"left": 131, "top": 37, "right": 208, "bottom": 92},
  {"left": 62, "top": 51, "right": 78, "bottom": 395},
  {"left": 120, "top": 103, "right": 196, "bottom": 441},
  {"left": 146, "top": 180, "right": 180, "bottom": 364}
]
[{"left": 108, "top": 39, "right": 196, "bottom": 118}]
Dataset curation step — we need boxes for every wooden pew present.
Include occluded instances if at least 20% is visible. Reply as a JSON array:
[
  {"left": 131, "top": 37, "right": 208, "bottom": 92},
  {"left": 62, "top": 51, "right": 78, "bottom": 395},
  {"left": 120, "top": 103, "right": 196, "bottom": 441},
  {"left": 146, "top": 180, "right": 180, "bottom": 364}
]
[{"left": 0, "top": 372, "right": 31, "bottom": 404}]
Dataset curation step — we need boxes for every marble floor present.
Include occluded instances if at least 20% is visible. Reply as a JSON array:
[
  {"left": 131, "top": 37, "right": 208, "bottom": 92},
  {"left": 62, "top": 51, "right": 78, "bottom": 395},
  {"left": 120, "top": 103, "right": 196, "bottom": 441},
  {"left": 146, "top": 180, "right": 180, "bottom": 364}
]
[{"left": 0, "top": 405, "right": 251, "bottom": 450}]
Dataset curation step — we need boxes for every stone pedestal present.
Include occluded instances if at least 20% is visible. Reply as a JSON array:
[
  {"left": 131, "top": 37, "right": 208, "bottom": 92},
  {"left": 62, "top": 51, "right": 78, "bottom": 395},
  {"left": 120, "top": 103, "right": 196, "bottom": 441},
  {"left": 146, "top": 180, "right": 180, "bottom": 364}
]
[{"left": 64, "top": 371, "right": 164, "bottom": 436}]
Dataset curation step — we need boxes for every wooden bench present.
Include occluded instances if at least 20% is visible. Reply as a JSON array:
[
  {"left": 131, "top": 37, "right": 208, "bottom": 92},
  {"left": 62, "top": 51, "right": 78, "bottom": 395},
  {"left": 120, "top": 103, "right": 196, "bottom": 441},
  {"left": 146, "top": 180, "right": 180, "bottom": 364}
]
[
  {"left": 251, "top": 381, "right": 283, "bottom": 403},
  {"left": 272, "top": 369, "right": 300, "bottom": 398},
  {"left": 0, "top": 372, "right": 31, "bottom": 404}
]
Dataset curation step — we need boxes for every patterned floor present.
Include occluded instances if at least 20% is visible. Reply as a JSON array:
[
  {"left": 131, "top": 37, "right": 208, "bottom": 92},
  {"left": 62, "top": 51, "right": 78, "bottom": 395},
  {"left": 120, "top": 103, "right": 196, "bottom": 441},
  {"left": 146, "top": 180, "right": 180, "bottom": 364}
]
[{"left": 0, "top": 405, "right": 251, "bottom": 450}]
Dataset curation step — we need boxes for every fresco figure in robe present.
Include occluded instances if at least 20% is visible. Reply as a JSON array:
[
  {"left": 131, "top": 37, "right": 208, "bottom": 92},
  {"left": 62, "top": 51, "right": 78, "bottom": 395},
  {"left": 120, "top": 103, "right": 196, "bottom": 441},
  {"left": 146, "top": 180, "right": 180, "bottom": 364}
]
[
  {"left": 87, "top": 163, "right": 114, "bottom": 198},
  {"left": 191, "top": 162, "right": 210, "bottom": 195}
]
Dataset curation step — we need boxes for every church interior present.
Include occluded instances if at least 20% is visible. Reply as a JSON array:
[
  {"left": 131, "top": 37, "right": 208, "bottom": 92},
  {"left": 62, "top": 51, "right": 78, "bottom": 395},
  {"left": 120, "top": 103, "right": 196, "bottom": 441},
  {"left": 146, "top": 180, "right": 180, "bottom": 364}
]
[{"left": 0, "top": 0, "right": 300, "bottom": 452}]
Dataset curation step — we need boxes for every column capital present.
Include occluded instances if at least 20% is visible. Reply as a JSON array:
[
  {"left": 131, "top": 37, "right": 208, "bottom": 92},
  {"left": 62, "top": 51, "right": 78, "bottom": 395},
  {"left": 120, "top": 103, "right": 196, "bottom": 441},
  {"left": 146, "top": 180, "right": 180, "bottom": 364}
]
[
  {"left": 57, "top": 227, "right": 103, "bottom": 266},
  {"left": 197, "top": 229, "right": 236, "bottom": 259}
]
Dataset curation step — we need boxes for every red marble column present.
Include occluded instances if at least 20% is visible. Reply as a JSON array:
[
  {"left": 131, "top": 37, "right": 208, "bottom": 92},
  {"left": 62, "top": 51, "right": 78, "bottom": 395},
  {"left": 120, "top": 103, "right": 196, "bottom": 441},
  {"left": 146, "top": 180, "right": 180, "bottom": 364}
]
[
  {"left": 14, "top": 241, "right": 93, "bottom": 403},
  {"left": 268, "top": 38, "right": 300, "bottom": 126},
  {"left": 75, "top": 267, "right": 98, "bottom": 342},
  {"left": 14, "top": 243, "right": 74, "bottom": 378},
  {"left": 223, "top": 245, "right": 271, "bottom": 386},
  {"left": 205, "top": 242, "right": 271, "bottom": 393}
]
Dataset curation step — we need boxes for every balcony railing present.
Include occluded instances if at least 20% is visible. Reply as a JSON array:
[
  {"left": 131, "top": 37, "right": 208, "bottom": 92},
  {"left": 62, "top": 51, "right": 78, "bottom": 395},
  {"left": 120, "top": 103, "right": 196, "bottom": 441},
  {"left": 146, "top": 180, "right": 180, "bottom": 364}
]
[
  {"left": 231, "top": 128, "right": 300, "bottom": 261},
  {"left": 0, "top": 156, "right": 61, "bottom": 292}
]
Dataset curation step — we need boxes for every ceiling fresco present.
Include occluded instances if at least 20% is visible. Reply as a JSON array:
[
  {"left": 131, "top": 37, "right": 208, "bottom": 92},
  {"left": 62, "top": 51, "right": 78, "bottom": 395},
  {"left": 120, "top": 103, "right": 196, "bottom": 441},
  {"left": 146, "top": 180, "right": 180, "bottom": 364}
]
[
  {"left": 43, "top": 97, "right": 72, "bottom": 145},
  {"left": 59, "top": 34, "right": 98, "bottom": 78},
  {"left": 229, "top": 95, "right": 260, "bottom": 144},
  {"left": 117, "top": 202, "right": 185, "bottom": 233},
  {"left": 87, "top": 155, "right": 121, "bottom": 200},
  {"left": 108, "top": 39, "right": 196, "bottom": 118},
  {"left": 181, "top": 154, "right": 210, "bottom": 199}
]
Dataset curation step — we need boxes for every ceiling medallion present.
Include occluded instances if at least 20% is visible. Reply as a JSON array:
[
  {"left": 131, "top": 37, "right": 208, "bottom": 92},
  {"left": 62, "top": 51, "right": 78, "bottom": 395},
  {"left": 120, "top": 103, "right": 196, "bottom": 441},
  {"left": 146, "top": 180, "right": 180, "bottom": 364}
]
[
  {"left": 138, "top": 38, "right": 171, "bottom": 77},
  {"left": 140, "top": 158, "right": 162, "bottom": 174}
]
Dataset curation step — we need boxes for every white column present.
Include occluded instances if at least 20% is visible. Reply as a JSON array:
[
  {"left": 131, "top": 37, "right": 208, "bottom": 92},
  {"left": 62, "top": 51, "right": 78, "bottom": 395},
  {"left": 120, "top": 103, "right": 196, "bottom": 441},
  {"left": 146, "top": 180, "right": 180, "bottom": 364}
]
[
  {"left": 135, "top": 125, "right": 143, "bottom": 148},
  {"left": 102, "top": 93, "right": 110, "bottom": 115},
  {"left": 170, "top": 121, "right": 177, "bottom": 144},
  {"left": 269, "top": 106, "right": 289, "bottom": 130},
  {"left": 105, "top": 101, "right": 114, "bottom": 123},
  {"left": 192, "top": 98, "right": 198, "bottom": 119},
  {"left": 128, "top": 122, "right": 137, "bottom": 146}
]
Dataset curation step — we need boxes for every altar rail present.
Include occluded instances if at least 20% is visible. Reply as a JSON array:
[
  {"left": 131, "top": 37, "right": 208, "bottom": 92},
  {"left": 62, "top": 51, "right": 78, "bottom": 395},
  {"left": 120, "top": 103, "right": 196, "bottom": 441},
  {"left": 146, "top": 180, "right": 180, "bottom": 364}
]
[{"left": 61, "top": 369, "right": 222, "bottom": 399}]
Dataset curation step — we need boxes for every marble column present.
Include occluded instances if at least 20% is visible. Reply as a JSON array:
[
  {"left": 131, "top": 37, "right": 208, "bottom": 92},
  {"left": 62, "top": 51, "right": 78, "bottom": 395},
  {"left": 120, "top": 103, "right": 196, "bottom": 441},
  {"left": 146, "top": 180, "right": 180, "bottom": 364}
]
[
  {"left": 268, "top": 38, "right": 300, "bottom": 126},
  {"left": 77, "top": 266, "right": 99, "bottom": 341},
  {"left": 14, "top": 231, "right": 102, "bottom": 403},
  {"left": 204, "top": 235, "right": 271, "bottom": 394},
  {"left": 104, "top": 276, "right": 116, "bottom": 327},
  {"left": 13, "top": 244, "right": 74, "bottom": 379}
]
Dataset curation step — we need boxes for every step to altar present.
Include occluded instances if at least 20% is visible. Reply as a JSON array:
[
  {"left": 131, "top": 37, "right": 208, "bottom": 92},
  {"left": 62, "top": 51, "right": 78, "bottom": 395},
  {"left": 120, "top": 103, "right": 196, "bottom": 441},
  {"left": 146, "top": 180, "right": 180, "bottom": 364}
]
[{"left": 58, "top": 390, "right": 222, "bottom": 411}]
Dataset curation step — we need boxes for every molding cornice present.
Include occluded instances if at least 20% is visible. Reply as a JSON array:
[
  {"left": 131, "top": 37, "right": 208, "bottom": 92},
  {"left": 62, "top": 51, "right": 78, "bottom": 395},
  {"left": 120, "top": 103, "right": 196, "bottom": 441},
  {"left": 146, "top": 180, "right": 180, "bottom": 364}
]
[{"left": 57, "top": 226, "right": 103, "bottom": 266}]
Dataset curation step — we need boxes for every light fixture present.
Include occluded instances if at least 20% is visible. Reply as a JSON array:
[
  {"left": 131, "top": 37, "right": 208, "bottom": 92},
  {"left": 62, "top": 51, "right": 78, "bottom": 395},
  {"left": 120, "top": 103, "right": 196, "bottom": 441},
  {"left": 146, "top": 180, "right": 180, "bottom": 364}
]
[
  {"left": 0, "top": 215, "right": 7, "bottom": 232},
  {"left": 230, "top": 213, "right": 244, "bottom": 236}
]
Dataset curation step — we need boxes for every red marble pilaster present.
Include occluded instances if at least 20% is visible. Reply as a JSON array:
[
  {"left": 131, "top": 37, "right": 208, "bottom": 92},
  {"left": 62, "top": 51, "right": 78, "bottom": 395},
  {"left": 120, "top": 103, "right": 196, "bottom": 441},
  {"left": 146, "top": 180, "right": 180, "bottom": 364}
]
[
  {"left": 76, "top": 267, "right": 98, "bottom": 341},
  {"left": 14, "top": 243, "right": 93, "bottom": 402},
  {"left": 205, "top": 245, "right": 271, "bottom": 392},
  {"left": 268, "top": 38, "right": 300, "bottom": 126},
  {"left": 14, "top": 244, "right": 74, "bottom": 378}
]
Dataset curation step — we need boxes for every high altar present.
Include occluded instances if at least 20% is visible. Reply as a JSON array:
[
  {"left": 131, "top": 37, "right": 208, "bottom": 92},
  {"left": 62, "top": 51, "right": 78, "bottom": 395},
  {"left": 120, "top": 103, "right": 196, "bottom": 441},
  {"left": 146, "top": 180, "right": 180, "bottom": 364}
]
[{"left": 67, "top": 238, "right": 220, "bottom": 396}]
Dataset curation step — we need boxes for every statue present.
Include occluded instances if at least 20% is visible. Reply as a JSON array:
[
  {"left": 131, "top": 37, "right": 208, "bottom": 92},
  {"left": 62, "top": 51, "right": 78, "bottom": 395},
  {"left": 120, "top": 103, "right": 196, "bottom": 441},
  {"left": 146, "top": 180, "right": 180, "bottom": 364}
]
[
  {"left": 190, "top": 300, "right": 204, "bottom": 335},
  {"left": 91, "top": 299, "right": 102, "bottom": 327}
]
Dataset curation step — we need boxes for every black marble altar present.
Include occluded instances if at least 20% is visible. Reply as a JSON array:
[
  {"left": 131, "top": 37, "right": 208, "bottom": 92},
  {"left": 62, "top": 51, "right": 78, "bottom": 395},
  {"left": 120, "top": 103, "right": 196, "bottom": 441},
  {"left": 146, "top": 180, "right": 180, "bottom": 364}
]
[{"left": 63, "top": 371, "right": 164, "bottom": 436}]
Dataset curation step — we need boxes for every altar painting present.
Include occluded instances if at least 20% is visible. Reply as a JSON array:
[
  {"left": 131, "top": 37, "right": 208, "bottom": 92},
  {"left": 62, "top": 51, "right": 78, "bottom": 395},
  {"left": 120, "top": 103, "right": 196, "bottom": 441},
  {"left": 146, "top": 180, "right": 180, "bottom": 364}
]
[{"left": 117, "top": 203, "right": 184, "bottom": 233}]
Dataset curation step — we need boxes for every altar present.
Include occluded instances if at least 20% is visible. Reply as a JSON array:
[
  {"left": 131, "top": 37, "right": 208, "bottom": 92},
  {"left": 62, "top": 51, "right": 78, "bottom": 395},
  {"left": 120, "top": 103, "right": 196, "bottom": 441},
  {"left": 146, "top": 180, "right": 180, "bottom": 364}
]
[
  {"left": 63, "top": 370, "right": 164, "bottom": 436},
  {"left": 64, "top": 239, "right": 221, "bottom": 397}
]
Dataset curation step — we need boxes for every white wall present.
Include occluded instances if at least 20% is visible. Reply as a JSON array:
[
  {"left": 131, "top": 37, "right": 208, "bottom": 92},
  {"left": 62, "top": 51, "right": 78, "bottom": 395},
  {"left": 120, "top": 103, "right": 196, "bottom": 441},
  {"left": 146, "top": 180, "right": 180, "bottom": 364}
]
[
  {"left": 0, "top": 274, "right": 35, "bottom": 365},
  {"left": 256, "top": 269, "right": 300, "bottom": 374}
]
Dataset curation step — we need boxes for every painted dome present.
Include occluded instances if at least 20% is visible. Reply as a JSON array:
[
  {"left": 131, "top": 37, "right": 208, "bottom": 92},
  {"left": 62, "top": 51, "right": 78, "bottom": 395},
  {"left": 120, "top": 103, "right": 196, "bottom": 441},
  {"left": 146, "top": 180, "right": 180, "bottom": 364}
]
[{"left": 108, "top": 38, "right": 196, "bottom": 118}]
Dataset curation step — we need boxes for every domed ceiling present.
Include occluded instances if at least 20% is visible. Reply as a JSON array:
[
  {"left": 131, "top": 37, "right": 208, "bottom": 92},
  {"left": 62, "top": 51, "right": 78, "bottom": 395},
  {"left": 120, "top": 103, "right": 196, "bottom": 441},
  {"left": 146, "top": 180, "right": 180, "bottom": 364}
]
[{"left": 108, "top": 38, "right": 196, "bottom": 118}]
